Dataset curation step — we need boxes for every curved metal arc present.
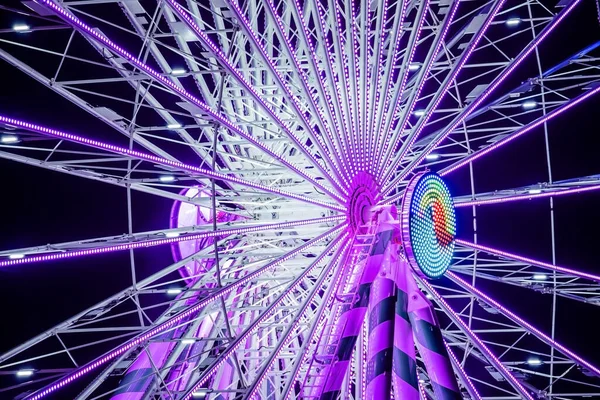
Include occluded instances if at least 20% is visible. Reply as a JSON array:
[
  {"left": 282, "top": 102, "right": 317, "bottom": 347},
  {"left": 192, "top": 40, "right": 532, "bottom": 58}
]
[
  {"left": 0, "top": 115, "right": 344, "bottom": 211},
  {"left": 382, "top": 0, "right": 583, "bottom": 201},
  {"left": 447, "top": 271, "right": 600, "bottom": 377},
  {"left": 39, "top": 0, "right": 343, "bottom": 204}
]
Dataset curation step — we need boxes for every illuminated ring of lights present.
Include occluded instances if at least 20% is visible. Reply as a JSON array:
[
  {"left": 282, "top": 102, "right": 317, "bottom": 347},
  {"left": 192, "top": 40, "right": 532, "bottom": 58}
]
[{"left": 400, "top": 172, "right": 456, "bottom": 279}]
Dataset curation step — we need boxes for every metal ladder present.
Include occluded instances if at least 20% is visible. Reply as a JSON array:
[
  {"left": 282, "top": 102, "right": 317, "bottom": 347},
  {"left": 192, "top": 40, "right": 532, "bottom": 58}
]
[{"left": 299, "top": 220, "right": 379, "bottom": 399}]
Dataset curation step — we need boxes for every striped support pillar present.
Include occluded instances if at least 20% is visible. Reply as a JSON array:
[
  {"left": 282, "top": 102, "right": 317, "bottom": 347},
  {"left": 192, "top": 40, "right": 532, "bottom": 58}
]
[
  {"left": 365, "top": 253, "right": 396, "bottom": 400},
  {"left": 406, "top": 276, "right": 461, "bottom": 399},
  {"left": 319, "top": 208, "right": 397, "bottom": 400},
  {"left": 391, "top": 260, "right": 419, "bottom": 400}
]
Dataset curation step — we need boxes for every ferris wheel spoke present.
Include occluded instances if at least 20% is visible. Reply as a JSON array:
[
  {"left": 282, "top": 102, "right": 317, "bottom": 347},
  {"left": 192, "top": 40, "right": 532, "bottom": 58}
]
[
  {"left": 0, "top": 46, "right": 194, "bottom": 163},
  {"left": 370, "top": 0, "right": 409, "bottom": 174},
  {"left": 456, "top": 239, "right": 600, "bottom": 284},
  {"left": 374, "top": 0, "right": 438, "bottom": 177},
  {"left": 210, "top": 232, "right": 350, "bottom": 399},
  {"left": 453, "top": 241, "right": 600, "bottom": 307},
  {"left": 269, "top": 0, "right": 352, "bottom": 183},
  {"left": 376, "top": 0, "right": 460, "bottom": 177},
  {"left": 0, "top": 215, "right": 342, "bottom": 268},
  {"left": 305, "top": 0, "right": 356, "bottom": 175},
  {"left": 177, "top": 230, "right": 347, "bottom": 399},
  {"left": 16, "top": 225, "right": 344, "bottom": 400},
  {"left": 164, "top": 0, "right": 347, "bottom": 200},
  {"left": 447, "top": 271, "right": 600, "bottom": 378},
  {"left": 378, "top": 0, "right": 506, "bottom": 187},
  {"left": 445, "top": 342, "right": 482, "bottom": 399},
  {"left": 417, "top": 277, "right": 536, "bottom": 400},
  {"left": 440, "top": 84, "right": 600, "bottom": 177},
  {"left": 0, "top": 115, "right": 344, "bottom": 211},
  {"left": 260, "top": 0, "right": 352, "bottom": 187},
  {"left": 38, "top": 0, "right": 341, "bottom": 201},
  {"left": 382, "top": 0, "right": 583, "bottom": 202},
  {"left": 454, "top": 176, "right": 600, "bottom": 208}
]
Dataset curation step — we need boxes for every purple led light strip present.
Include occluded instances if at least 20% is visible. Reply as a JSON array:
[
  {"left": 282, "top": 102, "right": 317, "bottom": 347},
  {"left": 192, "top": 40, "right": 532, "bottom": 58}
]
[
  {"left": 364, "top": 0, "right": 390, "bottom": 175},
  {"left": 39, "top": 0, "right": 342, "bottom": 203},
  {"left": 230, "top": 234, "right": 351, "bottom": 399},
  {"left": 440, "top": 84, "right": 600, "bottom": 176},
  {"left": 417, "top": 277, "right": 535, "bottom": 400},
  {"left": 0, "top": 115, "right": 344, "bottom": 212},
  {"left": 445, "top": 341, "right": 482, "bottom": 400},
  {"left": 166, "top": 0, "right": 348, "bottom": 198},
  {"left": 280, "top": 233, "right": 360, "bottom": 400},
  {"left": 263, "top": 0, "right": 352, "bottom": 187},
  {"left": 24, "top": 225, "right": 344, "bottom": 400},
  {"left": 381, "top": 0, "right": 582, "bottom": 201},
  {"left": 312, "top": 0, "right": 356, "bottom": 174},
  {"left": 288, "top": 0, "right": 355, "bottom": 178},
  {"left": 454, "top": 184, "right": 600, "bottom": 207},
  {"left": 456, "top": 239, "right": 600, "bottom": 282},
  {"left": 448, "top": 271, "right": 600, "bottom": 377},
  {"left": 378, "top": 0, "right": 507, "bottom": 188},
  {"left": 179, "top": 231, "right": 348, "bottom": 400},
  {"left": 0, "top": 216, "right": 344, "bottom": 268},
  {"left": 330, "top": 0, "right": 360, "bottom": 177},
  {"left": 371, "top": 0, "right": 410, "bottom": 172},
  {"left": 373, "top": 0, "right": 434, "bottom": 176},
  {"left": 376, "top": 0, "right": 462, "bottom": 178}
]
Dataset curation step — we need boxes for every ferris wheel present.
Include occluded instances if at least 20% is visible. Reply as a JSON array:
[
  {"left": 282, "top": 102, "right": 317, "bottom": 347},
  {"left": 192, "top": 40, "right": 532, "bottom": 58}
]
[{"left": 1, "top": 0, "right": 600, "bottom": 399}]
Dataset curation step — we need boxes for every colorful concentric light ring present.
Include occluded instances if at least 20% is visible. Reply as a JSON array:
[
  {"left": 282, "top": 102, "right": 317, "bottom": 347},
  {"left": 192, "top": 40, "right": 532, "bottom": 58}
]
[{"left": 400, "top": 172, "right": 456, "bottom": 279}]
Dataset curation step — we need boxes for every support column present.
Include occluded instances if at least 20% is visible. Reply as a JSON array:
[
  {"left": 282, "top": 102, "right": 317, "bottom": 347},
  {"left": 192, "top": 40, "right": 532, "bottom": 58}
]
[{"left": 406, "top": 276, "right": 461, "bottom": 399}]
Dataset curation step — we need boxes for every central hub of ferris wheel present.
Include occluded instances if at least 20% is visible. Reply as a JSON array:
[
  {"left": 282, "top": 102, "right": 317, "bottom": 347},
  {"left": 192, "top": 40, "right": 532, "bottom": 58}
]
[{"left": 347, "top": 172, "right": 378, "bottom": 232}]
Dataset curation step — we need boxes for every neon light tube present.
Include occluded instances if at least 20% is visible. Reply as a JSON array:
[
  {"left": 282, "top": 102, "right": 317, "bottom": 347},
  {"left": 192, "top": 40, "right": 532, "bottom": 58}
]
[
  {"left": 441, "top": 84, "right": 600, "bottom": 176},
  {"left": 24, "top": 226, "right": 344, "bottom": 400},
  {"left": 0, "top": 115, "right": 344, "bottom": 212},
  {"left": 454, "top": 184, "right": 600, "bottom": 207},
  {"left": 448, "top": 271, "right": 600, "bottom": 377},
  {"left": 38, "top": 0, "right": 342, "bottom": 203},
  {"left": 456, "top": 239, "right": 600, "bottom": 282}
]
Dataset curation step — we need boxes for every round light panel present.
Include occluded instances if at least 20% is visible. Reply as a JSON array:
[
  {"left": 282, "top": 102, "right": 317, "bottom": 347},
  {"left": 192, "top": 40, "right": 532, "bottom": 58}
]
[{"left": 400, "top": 172, "right": 456, "bottom": 279}]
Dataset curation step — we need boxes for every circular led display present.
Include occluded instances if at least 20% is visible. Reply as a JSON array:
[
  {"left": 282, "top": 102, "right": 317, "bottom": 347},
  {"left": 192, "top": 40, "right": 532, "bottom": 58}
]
[{"left": 400, "top": 172, "right": 456, "bottom": 279}]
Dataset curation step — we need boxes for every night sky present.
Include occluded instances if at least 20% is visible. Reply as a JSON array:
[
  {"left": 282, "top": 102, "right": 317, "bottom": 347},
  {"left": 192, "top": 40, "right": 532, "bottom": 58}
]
[{"left": 1, "top": 0, "right": 600, "bottom": 397}]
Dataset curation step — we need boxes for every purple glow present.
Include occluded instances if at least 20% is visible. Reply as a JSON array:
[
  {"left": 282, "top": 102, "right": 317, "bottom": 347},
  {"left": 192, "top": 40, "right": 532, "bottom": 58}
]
[
  {"left": 441, "top": 85, "right": 600, "bottom": 176},
  {"left": 38, "top": 0, "right": 342, "bottom": 202},
  {"left": 263, "top": 0, "right": 351, "bottom": 186},
  {"left": 180, "top": 232, "right": 348, "bottom": 400},
  {"left": 378, "top": 0, "right": 504, "bottom": 185},
  {"left": 382, "top": 0, "right": 582, "bottom": 202},
  {"left": 0, "top": 115, "right": 344, "bottom": 212},
  {"left": 454, "top": 184, "right": 600, "bottom": 207},
  {"left": 418, "top": 277, "right": 535, "bottom": 400},
  {"left": 0, "top": 216, "right": 342, "bottom": 268},
  {"left": 456, "top": 239, "right": 600, "bottom": 282},
  {"left": 24, "top": 226, "right": 345, "bottom": 400},
  {"left": 165, "top": 0, "right": 348, "bottom": 198},
  {"left": 375, "top": 0, "right": 434, "bottom": 177},
  {"left": 243, "top": 235, "right": 351, "bottom": 399},
  {"left": 448, "top": 271, "right": 600, "bottom": 377},
  {"left": 445, "top": 342, "right": 482, "bottom": 400}
]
